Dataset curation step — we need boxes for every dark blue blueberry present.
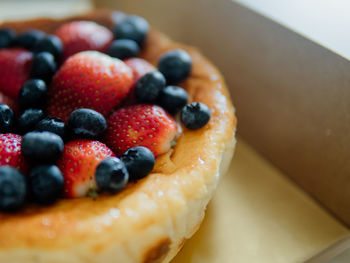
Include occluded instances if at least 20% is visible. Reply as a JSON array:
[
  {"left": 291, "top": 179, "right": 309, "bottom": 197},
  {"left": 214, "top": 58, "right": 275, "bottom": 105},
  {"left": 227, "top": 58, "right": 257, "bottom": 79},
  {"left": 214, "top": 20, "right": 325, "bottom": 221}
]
[
  {"left": 95, "top": 157, "right": 129, "bottom": 194},
  {"left": 108, "top": 39, "right": 139, "bottom": 60},
  {"left": 158, "top": 86, "right": 188, "bottom": 115},
  {"left": 0, "top": 166, "right": 26, "bottom": 211},
  {"left": 15, "top": 29, "right": 45, "bottom": 50},
  {"left": 181, "top": 102, "right": 211, "bottom": 130},
  {"left": 18, "top": 108, "right": 45, "bottom": 134},
  {"left": 68, "top": 109, "right": 107, "bottom": 140},
  {"left": 35, "top": 117, "right": 66, "bottom": 140},
  {"left": 135, "top": 71, "right": 166, "bottom": 103},
  {"left": 0, "top": 104, "right": 15, "bottom": 133},
  {"left": 18, "top": 79, "right": 47, "bottom": 110},
  {"left": 33, "top": 34, "right": 62, "bottom": 61},
  {"left": 0, "top": 28, "right": 15, "bottom": 49},
  {"left": 30, "top": 52, "right": 57, "bottom": 83},
  {"left": 114, "top": 15, "right": 149, "bottom": 46},
  {"left": 121, "top": 146, "right": 155, "bottom": 180},
  {"left": 29, "top": 165, "right": 63, "bottom": 205},
  {"left": 21, "top": 131, "right": 64, "bottom": 164},
  {"left": 158, "top": 49, "right": 192, "bottom": 84}
]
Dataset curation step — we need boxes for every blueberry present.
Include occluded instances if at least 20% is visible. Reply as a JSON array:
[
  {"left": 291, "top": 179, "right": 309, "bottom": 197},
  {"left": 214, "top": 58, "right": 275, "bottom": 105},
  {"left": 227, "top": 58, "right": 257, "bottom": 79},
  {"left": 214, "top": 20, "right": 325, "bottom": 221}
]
[
  {"left": 15, "top": 29, "right": 45, "bottom": 50},
  {"left": 95, "top": 157, "right": 129, "bottom": 194},
  {"left": 135, "top": 71, "right": 166, "bottom": 103},
  {"left": 108, "top": 39, "right": 139, "bottom": 60},
  {"left": 33, "top": 34, "right": 62, "bottom": 61},
  {"left": 181, "top": 102, "right": 211, "bottom": 130},
  {"left": 114, "top": 15, "right": 149, "bottom": 46},
  {"left": 22, "top": 131, "right": 64, "bottom": 164},
  {"left": 158, "top": 49, "right": 192, "bottom": 84},
  {"left": 0, "top": 104, "right": 15, "bottom": 133},
  {"left": 18, "top": 108, "right": 45, "bottom": 134},
  {"left": 158, "top": 86, "right": 188, "bottom": 115},
  {"left": 18, "top": 79, "right": 47, "bottom": 110},
  {"left": 121, "top": 146, "right": 155, "bottom": 180},
  {"left": 29, "top": 165, "right": 63, "bottom": 205},
  {"left": 0, "top": 28, "right": 15, "bottom": 49},
  {"left": 0, "top": 166, "right": 26, "bottom": 211},
  {"left": 30, "top": 52, "right": 57, "bottom": 83},
  {"left": 68, "top": 109, "right": 107, "bottom": 140},
  {"left": 35, "top": 117, "right": 66, "bottom": 140}
]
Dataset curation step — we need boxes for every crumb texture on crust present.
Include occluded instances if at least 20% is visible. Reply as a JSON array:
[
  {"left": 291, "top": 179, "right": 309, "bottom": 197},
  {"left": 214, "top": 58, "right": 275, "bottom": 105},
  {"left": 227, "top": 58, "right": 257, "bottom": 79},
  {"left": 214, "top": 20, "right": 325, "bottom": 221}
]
[{"left": 0, "top": 10, "right": 237, "bottom": 263}]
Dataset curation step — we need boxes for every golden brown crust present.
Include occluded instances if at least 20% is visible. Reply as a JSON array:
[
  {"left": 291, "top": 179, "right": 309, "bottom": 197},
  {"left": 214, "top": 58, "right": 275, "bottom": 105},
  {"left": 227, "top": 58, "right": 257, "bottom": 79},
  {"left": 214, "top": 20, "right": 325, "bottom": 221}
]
[{"left": 0, "top": 10, "right": 236, "bottom": 263}]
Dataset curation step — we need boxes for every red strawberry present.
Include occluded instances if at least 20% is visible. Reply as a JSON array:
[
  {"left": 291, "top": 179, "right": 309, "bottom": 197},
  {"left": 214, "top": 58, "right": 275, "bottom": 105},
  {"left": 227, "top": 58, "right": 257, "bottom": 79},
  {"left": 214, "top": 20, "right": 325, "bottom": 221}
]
[
  {"left": 56, "top": 140, "right": 114, "bottom": 198},
  {"left": 123, "top": 58, "right": 155, "bottom": 104},
  {"left": 54, "top": 21, "right": 113, "bottom": 61},
  {"left": 0, "top": 48, "right": 32, "bottom": 99},
  {"left": 0, "top": 91, "right": 18, "bottom": 114},
  {"left": 0, "top": 134, "right": 29, "bottom": 173},
  {"left": 47, "top": 51, "right": 133, "bottom": 122},
  {"left": 105, "top": 104, "right": 178, "bottom": 157}
]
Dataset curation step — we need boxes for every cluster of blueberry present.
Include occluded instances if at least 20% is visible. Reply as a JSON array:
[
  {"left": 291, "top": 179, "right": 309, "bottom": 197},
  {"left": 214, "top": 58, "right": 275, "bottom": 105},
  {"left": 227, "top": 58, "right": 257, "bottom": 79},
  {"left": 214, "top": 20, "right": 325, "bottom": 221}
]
[{"left": 0, "top": 14, "right": 211, "bottom": 211}]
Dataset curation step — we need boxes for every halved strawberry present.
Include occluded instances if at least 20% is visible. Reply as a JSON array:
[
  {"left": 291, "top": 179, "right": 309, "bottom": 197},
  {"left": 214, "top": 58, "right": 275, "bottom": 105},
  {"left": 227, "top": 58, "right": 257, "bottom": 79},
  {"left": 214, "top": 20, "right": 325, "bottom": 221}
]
[
  {"left": 54, "top": 21, "right": 113, "bottom": 61},
  {"left": 0, "top": 48, "right": 32, "bottom": 99},
  {"left": 0, "top": 134, "right": 29, "bottom": 174},
  {"left": 56, "top": 140, "right": 114, "bottom": 198},
  {"left": 105, "top": 104, "right": 178, "bottom": 157},
  {"left": 0, "top": 91, "right": 18, "bottom": 115},
  {"left": 47, "top": 51, "right": 133, "bottom": 122},
  {"left": 123, "top": 58, "right": 155, "bottom": 104}
]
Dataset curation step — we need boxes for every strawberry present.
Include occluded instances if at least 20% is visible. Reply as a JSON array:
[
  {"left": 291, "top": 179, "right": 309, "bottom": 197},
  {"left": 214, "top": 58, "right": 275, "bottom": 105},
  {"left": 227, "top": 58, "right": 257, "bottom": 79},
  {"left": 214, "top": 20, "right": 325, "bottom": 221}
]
[
  {"left": 0, "top": 134, "right": 29, "bottom": 174},
  {"left": 105, "top": 104, "right": 178, "bottom": 157},
  {"left": 54, "top": 21, "right": 113, "bottom": 61},
  {"left": 56, "top": 140, "right": 114, "bottom": 198},
  {"left": 47, "top": 51, "right": 133, "bottom": 122},
  {"left": 0, "top": 48, "right": 33, "bottom": 99},
  {"left": 123, "top": 58, "right": 155, "bottom": 104},
  {"left": 0, "top": 91, "right": 18, "bottom": 115}
]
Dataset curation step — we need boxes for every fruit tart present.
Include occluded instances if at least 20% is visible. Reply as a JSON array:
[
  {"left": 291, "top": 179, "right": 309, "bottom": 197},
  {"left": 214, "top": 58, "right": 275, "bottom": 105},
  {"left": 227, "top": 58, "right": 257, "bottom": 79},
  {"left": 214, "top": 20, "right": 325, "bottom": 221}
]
[{"left": 0, "top": 10, "right": 236, "bottom": 263}]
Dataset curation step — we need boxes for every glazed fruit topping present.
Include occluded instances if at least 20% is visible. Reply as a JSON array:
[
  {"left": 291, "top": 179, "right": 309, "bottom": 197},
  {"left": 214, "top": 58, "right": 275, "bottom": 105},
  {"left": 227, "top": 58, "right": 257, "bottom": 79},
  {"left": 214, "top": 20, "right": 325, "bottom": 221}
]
[
  {"left": 67, "top": 108, "right": 107, "bottom": 140},
  {"left": 30, "top": 52, "right": 57, "bottom": 83},
  {"left": 32, "top": 34, "right": 63, "bottom": 61},
  {"left": 57, "top": 140, "right": 114, "bottom": 198},
  {"left": 0, "top": 12, "right": 212, "bottom": 211},
  {"left": 21, "top": 131, "right": 64, "bottom": 164},
  {"left": 47, "top": 51, "right": 133, "bottom": 121},
  {"left": 121, "top": 146, "right": 155, "bottom": 180},
  {"left": 95, "top": 157, "right": 129, "bottom": 194},
  {"left": 0, "top": 28, "right": 15, "bottom": 49},
  {"left": 0, "top": 104, "right": 15, "bottom": 133},
  {"left": 0, "top": 166, "right": 26, "bottom": 211},
  {"left": 113, "top": 15, "right": 149, "bottom": 46},
  {"left": 105, "top": 104, "right": 178, "bottom": 157},
  {"left": 15, "top": 29, "right": 45, "bottom": 50},
  {"left": 135, "top": 71, "right": 166, "bottom": 103},
  {"left": 158, "top": 49, "right": 192, "bottom": 84},
  {"left": 18, "top": 79, "right": 47, "bottom": 110},
  {"left": 35, "top": 117, "right": 66, "bottom": 140},
  {"left": 29, "top": 165, "right": 64, "bottom": 205},
  {"left": 18, "top": 108, "right": 45, "bottom": 134},
  {"left": 181, "top": 102, "right": 211, "bottom": 130},
  {"left": 108, "top": 39, "right": 140, "bottom": 60},
  {"left": 54, "top": 21, "right": 113, "bottom": 61}
]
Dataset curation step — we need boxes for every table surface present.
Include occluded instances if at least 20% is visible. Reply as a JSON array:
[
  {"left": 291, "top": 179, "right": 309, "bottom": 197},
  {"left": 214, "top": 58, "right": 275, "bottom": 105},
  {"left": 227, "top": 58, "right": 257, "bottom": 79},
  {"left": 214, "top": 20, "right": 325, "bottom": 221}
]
[{"left": 0, "top": 1, "right": 349, "bottom": 262}]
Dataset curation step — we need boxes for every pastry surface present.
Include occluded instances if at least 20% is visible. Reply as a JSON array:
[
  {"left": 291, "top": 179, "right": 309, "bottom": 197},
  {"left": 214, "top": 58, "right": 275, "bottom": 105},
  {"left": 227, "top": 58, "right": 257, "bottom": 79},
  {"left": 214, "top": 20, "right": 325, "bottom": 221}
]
[{"left": 0, "top": 10, "right": 236, "bottom": 263}]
